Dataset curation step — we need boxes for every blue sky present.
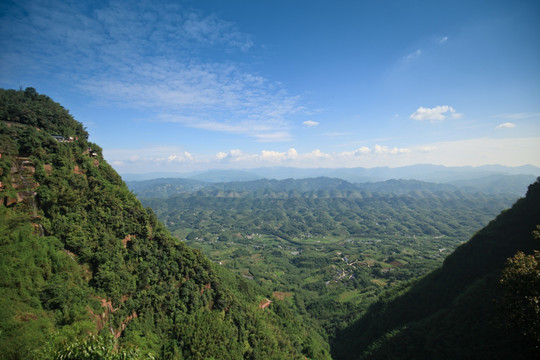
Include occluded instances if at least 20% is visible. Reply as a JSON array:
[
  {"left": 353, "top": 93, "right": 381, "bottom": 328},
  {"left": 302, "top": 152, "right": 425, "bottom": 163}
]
[{"left": 1, "top": 0, "right": 539, "bottom": 174}]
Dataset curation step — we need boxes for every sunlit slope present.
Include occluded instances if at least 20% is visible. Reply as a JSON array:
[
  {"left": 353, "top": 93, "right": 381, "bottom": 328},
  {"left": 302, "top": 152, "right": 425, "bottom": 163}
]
[{"left": 0, "top": 88, "right": 330, "bottom": 359}]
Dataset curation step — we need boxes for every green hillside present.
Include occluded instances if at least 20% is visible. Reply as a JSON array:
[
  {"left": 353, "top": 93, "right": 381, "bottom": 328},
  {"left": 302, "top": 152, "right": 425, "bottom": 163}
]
[
  {"left": 0, "top": 88, "right": 330, "bottom": 359},
  {"left": 332, "top": 178, "right": 540, "bottom": 359}
]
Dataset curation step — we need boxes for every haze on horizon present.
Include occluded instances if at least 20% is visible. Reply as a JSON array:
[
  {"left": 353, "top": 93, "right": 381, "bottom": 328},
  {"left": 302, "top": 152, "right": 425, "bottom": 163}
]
[{"left": 1, "top": 0, "right": 539, "bottom": 174}]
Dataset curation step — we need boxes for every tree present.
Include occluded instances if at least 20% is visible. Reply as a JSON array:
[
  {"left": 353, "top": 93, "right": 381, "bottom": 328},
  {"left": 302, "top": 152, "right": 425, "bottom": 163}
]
[
  {"left": 500, "top": 226, "right": 540, "bottom": 346},
  {"left": 37, "top": 334, "right": 154, "bottom": 360}
]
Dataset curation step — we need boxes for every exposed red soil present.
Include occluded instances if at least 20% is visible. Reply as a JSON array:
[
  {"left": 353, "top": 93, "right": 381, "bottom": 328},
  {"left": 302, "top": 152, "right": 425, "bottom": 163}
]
[
  {"left": 259, "top": 299, "right": 272, "bottom": 309},
  {"left": 122, "top": 234, "right": 135, "bottom": 248},
  {"left": 200, "top": 283, "right": 211, "bottom": 295},
  {"left": 116, "top": 311, "right": 138, "bottom": 339},
  {"left": 43, "top": 164, "right": 53, "bottom": 175},
  {"left": 89, "top": 296, "right": 137, "bottom": 338},
  {"left": 73, "top": 165, "right": 83, "bottom": 175}
]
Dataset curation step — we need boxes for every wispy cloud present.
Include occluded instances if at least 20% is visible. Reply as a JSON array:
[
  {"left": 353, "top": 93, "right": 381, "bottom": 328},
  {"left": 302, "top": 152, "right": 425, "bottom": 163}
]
[
  {"left": 493, "top": 113, "right": 540, "bottom": 120},
  {"left": 324, "top": 131, "right": 353, "bottom": 137},
  {"left": 410, "top": 105, "right": 462, "bottom": 122},
  {"left": 180, "top": 12, "right": 254, "bottom": 51},
  {"left": 495, "top": 122, "right": 516, "bottom": 129},
  {"left": 439, "top": 36, "right": 448, "bottom": 44},
  {"left": 0, "top": 0, "right": 301, "bottom": 142},
  {"left": 253, "top": 132, "right": 292, "bottom": 143},
  {"left": 404, "top": 49, "right": 422, "bottom": 62},
  {"left": 418, "top": 146, "right": 438, "bottom": 153}
]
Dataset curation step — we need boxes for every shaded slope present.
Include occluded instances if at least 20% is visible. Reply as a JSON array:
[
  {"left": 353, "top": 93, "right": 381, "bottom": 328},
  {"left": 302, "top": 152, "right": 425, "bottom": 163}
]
[{"left": 332, "top": 179, "right": 540, "bottom": 359}]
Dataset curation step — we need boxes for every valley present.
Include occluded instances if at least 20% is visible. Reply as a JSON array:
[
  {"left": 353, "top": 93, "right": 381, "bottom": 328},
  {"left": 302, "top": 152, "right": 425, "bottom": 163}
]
[{"left": 133, "top": 176, "right": 524, "bottom": 340}]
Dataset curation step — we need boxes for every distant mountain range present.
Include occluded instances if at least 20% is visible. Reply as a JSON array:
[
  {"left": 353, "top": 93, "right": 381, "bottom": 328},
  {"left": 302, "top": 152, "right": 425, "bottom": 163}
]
[
  {"left": 127, "top": 173, "right": 538, "bottom": 199},
  {"left": 122, "top": 164, "right": 539, "bottom": 183}
]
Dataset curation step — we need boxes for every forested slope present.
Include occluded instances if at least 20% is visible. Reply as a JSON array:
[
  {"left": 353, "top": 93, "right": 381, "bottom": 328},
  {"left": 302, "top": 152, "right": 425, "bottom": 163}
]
[
  {"left": 0, "top": 88, "right": 330, "bottom": 359},
  {"left": 332, "top": 178, "right": 540, "bottom": 359}
]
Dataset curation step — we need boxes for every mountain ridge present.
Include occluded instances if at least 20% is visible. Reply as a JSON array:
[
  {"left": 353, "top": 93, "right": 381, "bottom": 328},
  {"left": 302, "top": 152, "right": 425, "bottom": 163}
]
[{"left": 121, "top": 164, "right": 540, "bottom": 183}]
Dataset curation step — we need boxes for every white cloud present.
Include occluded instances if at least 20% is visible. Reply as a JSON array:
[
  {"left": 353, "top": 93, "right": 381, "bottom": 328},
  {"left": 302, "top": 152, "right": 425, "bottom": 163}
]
[
  {"left": 215, "top": 145, "right": 409, "bottom": 166},
  {"left": 339, "top": 147, "right": 371, "bottom": 157},
  {"left": 495, "top": 122, "right": 516, "bottom": 129},
  {"left": 287, "top": 148, "right": 299, "bottom": 159},
  {"left": 409, "top": 105, "right": 462, "bottom": 122},
  {"left": 167, "top": 152, "right": 193, "bottom": 162},
  {"left": 373, "top": 145, "right": 411, "bottom": 155},
  {"left": 260, "top": 150, "right": 287, "bottom": 162},
  {"left": 104, "top": 145, "right": 195, "bottom": 166},
  {"left": 216, "top": 151, "right": 228, "bottom": 160},
  {"left": 229, "top": 149, "right": 246, "bottom": 158},
  {"left": 305, "top": 149, "right": 331, "bottom": 160},
  {"left": 303, "top": 120, "right": 319, "bottom": 127},
  {"left": 104, "top": 137, "right": 540, "bottom": 173},
  {"left": 439, "top": 36, "right": 448, "bottom": 44},
  {"left": 216, "top": 148, "right": 301, "bottom": 164}
]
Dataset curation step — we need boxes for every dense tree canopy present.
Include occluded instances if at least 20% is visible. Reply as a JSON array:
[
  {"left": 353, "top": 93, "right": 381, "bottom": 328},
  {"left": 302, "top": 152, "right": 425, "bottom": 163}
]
[
  {"left": 0, "top": 88, "right": 330, "bottom": 359},
  {"left": 500, "top": 226, "right": 540, "bottom": 346}
]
